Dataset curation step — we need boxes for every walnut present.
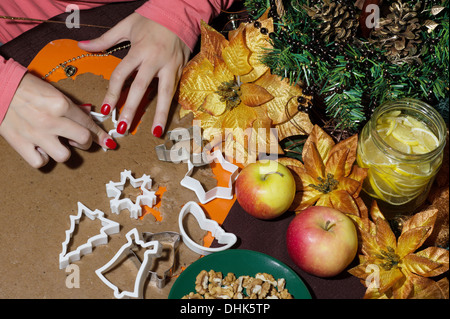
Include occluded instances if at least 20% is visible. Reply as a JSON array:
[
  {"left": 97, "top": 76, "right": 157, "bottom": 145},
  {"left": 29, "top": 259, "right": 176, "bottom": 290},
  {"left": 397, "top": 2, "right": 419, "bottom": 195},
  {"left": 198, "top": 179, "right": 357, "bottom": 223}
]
[
  {"left": 183, "top": 269, "right": 294, "bottom": 299},
  {"left": 182, "top": 292, "right": 204, "bottom": 299},
  {"left": 194, "top": 270, "right": 209, "bottom": 294}
]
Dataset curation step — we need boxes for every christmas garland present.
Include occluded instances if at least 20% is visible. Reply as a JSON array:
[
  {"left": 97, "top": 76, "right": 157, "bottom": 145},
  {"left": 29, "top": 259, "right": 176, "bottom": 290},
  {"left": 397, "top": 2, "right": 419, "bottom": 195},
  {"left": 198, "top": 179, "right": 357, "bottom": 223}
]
[{"left": 243, "top": 0, "right": 449, "bottom": 133}]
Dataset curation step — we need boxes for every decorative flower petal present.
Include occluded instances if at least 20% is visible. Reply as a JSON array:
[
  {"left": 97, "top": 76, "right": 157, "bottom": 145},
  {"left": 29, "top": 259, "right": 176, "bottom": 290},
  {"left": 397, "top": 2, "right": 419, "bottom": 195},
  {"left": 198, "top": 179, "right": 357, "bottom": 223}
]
[
  {"left": 374, "top": 218, "right": 397, "bottom": 252},
  {"left": 305, "top": 125, "right": 335, "bottom": 163},
  {"left": 325, "top": 148, "right": 349, "bottom": 180},
  {"left": 414, "top": 247, "right": 449, "bottom": 277},
  {"left": 222, "top": 26, "right": 253, "bottom": 76},
  {"left": 275, "top": 111, "right": 313, "bottom": 141},
  {"left": 397, "top": 227, "right": 432, "bottom": 258},
  {"left": 254, "top": 72, "right": 303, "bottom": 124},
  {"left": 402, "top": 253, "right": 444, "bottom": 277},
  {"left": 328, "top": 134, "right": 358, "bottom": 176},
  {"left": 329, "top": 189, "right": 360, "bottom": 216},
  {"left": 302, "top": 138, "right": 325, "bottom": 180},
  {"left": 240, "top": 83, "right": 273, "bottom": 107}
]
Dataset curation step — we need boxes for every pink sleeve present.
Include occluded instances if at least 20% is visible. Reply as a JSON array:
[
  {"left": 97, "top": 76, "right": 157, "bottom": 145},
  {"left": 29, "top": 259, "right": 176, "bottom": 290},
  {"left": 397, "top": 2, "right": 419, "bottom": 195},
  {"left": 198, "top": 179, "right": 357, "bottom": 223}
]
[
  {"left": 135, "top": 0, "right": 235, "bottom": 51},
  {"left": 0, "top": 56, "right": 27, "bottom": 125}
]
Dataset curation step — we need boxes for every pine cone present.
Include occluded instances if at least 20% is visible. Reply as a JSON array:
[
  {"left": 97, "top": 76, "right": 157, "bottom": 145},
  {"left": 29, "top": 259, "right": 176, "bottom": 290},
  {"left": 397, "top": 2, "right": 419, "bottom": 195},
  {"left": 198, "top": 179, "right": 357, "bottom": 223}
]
[
  {"left": 369, "top": 0, "right": 423, "bottom": 65},
  {"left": 309, "top": 0, "right": 360, "bottom": 44}
]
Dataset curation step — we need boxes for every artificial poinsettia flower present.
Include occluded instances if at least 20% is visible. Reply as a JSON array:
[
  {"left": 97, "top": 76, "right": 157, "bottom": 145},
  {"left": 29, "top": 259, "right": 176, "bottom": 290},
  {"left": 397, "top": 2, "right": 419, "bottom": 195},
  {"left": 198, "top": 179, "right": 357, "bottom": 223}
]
[
  {"left": 348, "top": 201, "right": 449, "bottom": 299},
  {"left": 178, "top": 14, "right": 312, "bottom": 165},
  {"left": 278, "top": 125, "right": 368, "bottom": 216}
]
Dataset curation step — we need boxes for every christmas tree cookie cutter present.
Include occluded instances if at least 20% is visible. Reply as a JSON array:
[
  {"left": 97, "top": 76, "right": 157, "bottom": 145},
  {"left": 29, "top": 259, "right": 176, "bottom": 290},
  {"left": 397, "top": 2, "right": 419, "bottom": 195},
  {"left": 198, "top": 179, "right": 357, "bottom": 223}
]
[
  {"left": 180, "top": 149, "right": 239, "bottom": 204},
  {"left": 95, "top": 228, "right": 162, "bottom": 299},
  {"left": 155, "top": 126, "right": 208, "bottom": 166},
  {"left": 59, "top": 202, "right": 120, "bottom": 270},
  {"left": 106, "top": 169, "right": 157, "bottom": 219},
  {"left": 128, "top": 231, "right": 181, "bottom": 289},
  {"left": 178, "top": 201, "right": 237, "bottom": 255}
]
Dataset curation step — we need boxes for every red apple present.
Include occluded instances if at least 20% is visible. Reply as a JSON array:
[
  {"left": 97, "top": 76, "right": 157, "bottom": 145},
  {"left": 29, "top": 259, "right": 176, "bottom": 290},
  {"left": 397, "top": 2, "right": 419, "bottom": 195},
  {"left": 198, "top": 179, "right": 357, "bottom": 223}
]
[
  {"left": 235, "top": 160, "right": 295, "bottom": 220},
  {"left": 286, "top": 206, "right": 358, "bottom": 277}
]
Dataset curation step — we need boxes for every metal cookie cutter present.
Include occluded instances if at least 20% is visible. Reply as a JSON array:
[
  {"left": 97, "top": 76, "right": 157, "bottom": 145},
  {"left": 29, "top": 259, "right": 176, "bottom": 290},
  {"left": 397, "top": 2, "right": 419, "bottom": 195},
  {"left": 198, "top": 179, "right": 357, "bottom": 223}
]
[
  {"left": 59, "top": 202, "right": 120, "bottom": 270},
  {"left": 95, "top": 228, "right": 162, "bottom": 299},
  {"left": 106, "top": 169, "right": 157, "bottom": 219},
  {"left": 178, "top": 201, "right": 237, "bottom": 255},
  {"left": 129, "top": 231, "right": 181, "bottom": 289},
  {"left": 155, "top": 126, "right": 208, "bottom": 166},
  {"left": 180, "top": 149, "right": 239, "bottom": 204}
]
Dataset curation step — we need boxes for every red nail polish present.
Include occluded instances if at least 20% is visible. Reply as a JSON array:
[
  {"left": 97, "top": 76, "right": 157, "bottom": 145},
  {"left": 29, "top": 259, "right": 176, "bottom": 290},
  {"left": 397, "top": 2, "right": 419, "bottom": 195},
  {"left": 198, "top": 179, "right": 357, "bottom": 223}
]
[
  {"left": 153, "top": 125, "right": 163, "bottom": 138},
  {"left": 101, "top": 104, "right": 111, "bottom": 115},
  {"left": 117, "top": 121, "right": 128, "bottom": 135},
  {"left": 105, "top": 138, "right": 117, "bottom": 150},
  {"left": 80, "top": 103, "right": 92, "bottom": 107}
]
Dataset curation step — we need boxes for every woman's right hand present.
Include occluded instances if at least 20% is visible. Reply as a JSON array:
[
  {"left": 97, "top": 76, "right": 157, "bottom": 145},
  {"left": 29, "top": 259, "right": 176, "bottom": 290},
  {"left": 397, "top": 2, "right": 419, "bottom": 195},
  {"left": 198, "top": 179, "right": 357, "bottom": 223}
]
[{"left": 0, "top": 73, "right": 116, "bottom": 168}]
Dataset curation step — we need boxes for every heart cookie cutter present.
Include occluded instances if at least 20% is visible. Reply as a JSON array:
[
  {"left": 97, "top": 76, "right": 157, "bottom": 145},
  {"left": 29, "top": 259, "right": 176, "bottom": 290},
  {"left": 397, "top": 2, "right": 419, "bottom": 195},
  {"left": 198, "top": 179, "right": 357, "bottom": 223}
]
[
  {"left": 59, "top": 202, "right": 120, "bottom": 269},
  {"left": 106, "top": 169, "right": 157, "bottom": 219},
  {"left": 180, "top": 149, "right": 239, "bottom": 204},
  {"left": 178, "top": 201, "right": 237, "bottom": 255},
  {"left": 95, "top": 228, "right": 162, "bottom": 299}
]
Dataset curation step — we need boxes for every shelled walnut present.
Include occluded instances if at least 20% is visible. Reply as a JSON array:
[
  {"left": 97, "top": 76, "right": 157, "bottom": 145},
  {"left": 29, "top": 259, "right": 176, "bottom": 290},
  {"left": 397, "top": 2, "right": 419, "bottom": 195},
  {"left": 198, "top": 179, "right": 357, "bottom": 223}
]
[{"left": 182, "top": 270, "right": 293, "bottom": 299}]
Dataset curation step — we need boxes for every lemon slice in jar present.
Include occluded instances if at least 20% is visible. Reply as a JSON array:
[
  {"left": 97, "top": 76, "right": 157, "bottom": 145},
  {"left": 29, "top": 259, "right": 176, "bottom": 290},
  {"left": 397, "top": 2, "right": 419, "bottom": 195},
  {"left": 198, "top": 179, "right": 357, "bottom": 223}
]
[{"left": 411, "top": 127, "right": 439, "bottom": 153}]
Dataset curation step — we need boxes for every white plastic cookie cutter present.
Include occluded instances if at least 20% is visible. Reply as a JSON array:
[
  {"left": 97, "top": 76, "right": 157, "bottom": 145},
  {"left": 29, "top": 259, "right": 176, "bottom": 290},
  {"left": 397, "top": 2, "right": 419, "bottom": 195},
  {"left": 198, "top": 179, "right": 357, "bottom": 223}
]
[
  {"left": 59, "top": 202, "right": 120, "bottom": 270},
  {"left": 178, "top": 201, "right": 237, "bottom": 255},
  {"left": 95, "top": 228, "right": 162, "bottom": 299},
  {"left": 90, "top": 108, "right": 127, "bottom": 150},
  {"left": 106, "top": 169, "right": 157, "bottom": 219},
  {"left": 180, "top": 149, "right": 239, "bottom": 204}
]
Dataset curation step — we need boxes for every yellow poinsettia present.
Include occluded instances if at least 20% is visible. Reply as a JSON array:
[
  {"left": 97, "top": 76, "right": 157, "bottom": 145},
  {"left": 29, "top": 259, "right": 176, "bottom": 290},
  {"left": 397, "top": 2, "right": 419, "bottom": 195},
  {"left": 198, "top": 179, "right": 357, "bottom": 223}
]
[
  {"left": 348, "top": 201, "right": 449, "bottom": 299},
  {"left": 278, "top": 125, "right": 368, "bottom": 216},
  {"left": 178, "top": 14, "right": 312, "bottom": 165}
]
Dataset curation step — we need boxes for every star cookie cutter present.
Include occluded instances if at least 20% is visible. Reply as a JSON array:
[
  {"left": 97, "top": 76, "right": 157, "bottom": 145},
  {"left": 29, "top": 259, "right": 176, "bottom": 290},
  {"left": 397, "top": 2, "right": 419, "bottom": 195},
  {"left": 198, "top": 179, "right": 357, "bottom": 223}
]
[
  {"left": 180, "top": 149, "right": 239, "bottom": 204},
  {"left": 95, "top": 228, "right": 162, "bottom": 299},
  {"left": 106, "top": 169, "right": 157, "bottom": 219},
  {"left": 155, "top": 126, "right": 208, "bottom": 166},
  {"left": 178, "top": 201, "right": 237, "bottom": 255},
  {"left": 128, "top": 231, "right": 181, "bottom": 289},
  {"left": 59, "top": 202, "right": 120, "bottom": 270}
]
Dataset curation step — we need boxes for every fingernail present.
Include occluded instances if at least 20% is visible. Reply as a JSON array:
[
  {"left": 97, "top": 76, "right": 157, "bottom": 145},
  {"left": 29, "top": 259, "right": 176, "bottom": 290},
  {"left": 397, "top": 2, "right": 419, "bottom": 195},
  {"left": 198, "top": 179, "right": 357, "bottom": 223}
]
[
  {"left": 101, "top": 103, "right": 111, "bottom": 115},
  {"left": 117, "top": 121, "right": 128, "bottom": 135},
  {"left": 79, "top": 40, "right": 90, "bottom": 44},
  {"left": 105, "top": 138, "right": 117, "bottom": 150},
  {"left": 153, "top": 125, "right": 163, "bottom": 138}
]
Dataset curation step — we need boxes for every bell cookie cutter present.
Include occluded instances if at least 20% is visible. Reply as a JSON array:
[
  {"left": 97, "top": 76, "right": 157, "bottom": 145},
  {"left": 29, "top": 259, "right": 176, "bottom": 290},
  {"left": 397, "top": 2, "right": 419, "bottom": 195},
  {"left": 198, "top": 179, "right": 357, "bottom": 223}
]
[
  {"left": 59, "top": 202, "right": 120, "bottom": 270},
  {"left": 106, "top": 169, "right": 157, "bottom": 219},
  {"left": 155, "top": 126, "right": 208, "bottom": 166},
  {"left": 128, "top": 231, "right": 181, "bottom": 289},
  {"left": 178, "top": 201, "right": 237, "bottom": 255},
  {"left": 180, "top": 149, "right": 239, "bottom": 204},
  {"left": 95, "top": 228, "right": 162, "bottom": 299}
]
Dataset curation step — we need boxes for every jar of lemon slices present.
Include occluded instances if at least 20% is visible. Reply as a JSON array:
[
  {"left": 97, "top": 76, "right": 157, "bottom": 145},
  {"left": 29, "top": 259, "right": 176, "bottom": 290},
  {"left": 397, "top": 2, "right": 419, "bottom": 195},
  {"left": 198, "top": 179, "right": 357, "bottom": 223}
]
[{"left": 357, "top": 98, "right": 447, "bottom": 217}]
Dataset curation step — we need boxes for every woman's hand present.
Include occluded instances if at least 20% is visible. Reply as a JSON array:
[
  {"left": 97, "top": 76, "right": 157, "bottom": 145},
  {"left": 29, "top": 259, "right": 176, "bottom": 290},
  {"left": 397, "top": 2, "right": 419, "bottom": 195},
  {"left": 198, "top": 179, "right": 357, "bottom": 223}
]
[
  {"left": 78, "top": 12, "right": 191, "bottom": 137},
  {"left": 0, "top": 73, "right": 115, "bottom": 168}
]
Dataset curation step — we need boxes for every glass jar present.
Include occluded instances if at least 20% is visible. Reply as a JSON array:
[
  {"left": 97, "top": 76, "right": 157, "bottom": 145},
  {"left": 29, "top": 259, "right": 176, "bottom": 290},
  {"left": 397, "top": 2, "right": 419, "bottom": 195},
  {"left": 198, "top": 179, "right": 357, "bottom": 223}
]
[{"left": 357, "top": 98, "right": 447, "bottom": 218}]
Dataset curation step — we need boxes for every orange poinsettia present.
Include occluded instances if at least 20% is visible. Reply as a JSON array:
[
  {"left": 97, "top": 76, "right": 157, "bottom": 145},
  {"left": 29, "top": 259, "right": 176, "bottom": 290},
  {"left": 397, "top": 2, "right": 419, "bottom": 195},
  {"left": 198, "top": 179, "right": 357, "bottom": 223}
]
[
  {"left": 278, "top": 125, "right": 368, "bottom": 216},
  {"left": 348, "top": 201, "right": 449, "bottom": 299},
  {"left": 178, "top": 14, "right": 312, "bottom": 165}
]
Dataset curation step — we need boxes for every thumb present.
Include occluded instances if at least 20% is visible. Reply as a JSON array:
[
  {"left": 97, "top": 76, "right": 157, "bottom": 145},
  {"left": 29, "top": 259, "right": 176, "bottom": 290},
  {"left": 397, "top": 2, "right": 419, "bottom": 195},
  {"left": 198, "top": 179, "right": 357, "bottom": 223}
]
[{"left": 78, "top": 27, "right": 125, "bottom": 52}]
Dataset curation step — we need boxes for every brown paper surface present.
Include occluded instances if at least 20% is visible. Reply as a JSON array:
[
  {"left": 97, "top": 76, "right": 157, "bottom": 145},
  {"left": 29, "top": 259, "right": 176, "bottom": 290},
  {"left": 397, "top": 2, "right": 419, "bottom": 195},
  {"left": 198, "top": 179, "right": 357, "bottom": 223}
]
[{"left": 0, "top": 73, "right": 216, "bottom": 299}]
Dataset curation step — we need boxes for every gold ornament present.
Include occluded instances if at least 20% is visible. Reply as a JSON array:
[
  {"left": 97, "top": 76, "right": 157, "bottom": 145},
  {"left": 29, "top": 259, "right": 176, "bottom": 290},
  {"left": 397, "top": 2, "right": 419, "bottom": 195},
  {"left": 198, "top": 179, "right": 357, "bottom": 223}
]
[
  {"left": 178, "top": 13, "right": 313, "bottom": 165},
  {"left": 348, "top": 201, "right": 449, "bottom": 299},
  {"left": 277, "top": 125, "right": 368, "bottom": 216}
]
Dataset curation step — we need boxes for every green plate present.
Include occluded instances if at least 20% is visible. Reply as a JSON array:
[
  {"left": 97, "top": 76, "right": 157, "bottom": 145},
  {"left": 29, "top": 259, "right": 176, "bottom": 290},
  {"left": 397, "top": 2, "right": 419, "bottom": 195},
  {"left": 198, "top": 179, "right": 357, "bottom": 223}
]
[{"left": 168, "top": 249, "right": 311, "bottom": 299}]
